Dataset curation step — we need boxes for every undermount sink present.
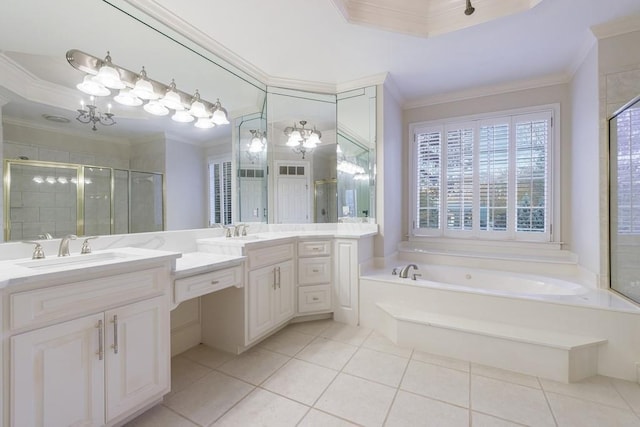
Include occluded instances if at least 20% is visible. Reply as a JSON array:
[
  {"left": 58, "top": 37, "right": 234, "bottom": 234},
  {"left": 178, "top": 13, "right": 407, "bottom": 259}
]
[{"left": 16, "top": 251, "right": 128, "bottom": 270}]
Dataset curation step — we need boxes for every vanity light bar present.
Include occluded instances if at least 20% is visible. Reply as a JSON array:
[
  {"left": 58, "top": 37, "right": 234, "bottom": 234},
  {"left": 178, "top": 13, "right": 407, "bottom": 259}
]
[{"left": 66, "top": 49, "right": 229, "bottom": 124}]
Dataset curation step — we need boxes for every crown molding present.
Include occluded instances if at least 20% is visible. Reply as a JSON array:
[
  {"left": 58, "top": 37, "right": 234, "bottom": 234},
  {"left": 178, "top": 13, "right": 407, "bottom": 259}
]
[
  {"left": 336, "top": 72, "right": 388, "bottom": 93},
  {"left": 591, "top": 13, "right": 640, "bottom": 40},
  {"left": 120, "top": 0, "right": 268, "bottom": 86},
  {"left": 566, "top": 32, "right": 597, "bottom": 78},
  {"left": 3, "top": 117, "right": 129, "bottom": 145},
  {"left": 265, "top": 76, "right": 337, "bottom": 95},
  {"left": 403, "top": 72, "right": 570, "bottom": 110}
]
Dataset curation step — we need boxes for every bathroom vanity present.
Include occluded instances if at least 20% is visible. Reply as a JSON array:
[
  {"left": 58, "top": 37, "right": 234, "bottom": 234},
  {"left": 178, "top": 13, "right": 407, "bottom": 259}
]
[{"left": 0, "top": 225, "right": 376, "bottom": 426}]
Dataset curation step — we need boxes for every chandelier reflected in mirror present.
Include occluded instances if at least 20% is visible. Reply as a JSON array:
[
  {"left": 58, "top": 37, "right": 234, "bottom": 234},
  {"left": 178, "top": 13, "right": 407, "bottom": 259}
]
[
  {"left": 76, "top": 96, "right": 115, "bottom": 131},
  {"left": 246, "top": 129, "right": 267, "bottom": 163},
  {"left": 284, "top": 120, "right": 322, "bottom": 159},
  {"left": 67, "top": 50, "right": 230, "bottom": 131}
]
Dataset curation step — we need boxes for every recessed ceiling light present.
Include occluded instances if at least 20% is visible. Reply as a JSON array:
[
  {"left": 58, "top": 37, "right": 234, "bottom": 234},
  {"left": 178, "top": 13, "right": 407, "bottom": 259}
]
[{"left": 42, "top": 114, "right": 70, "bottom": 123}]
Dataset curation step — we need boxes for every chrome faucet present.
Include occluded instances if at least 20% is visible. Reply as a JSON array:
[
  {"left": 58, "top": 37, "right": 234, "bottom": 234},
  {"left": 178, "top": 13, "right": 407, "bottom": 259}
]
[
  {"left": 399, "top": 264, "right": 418, "bottom": 279},
  {"left": 234, "top": 224, "right": 245, "bottom": 237},
  {"left": 58, "top": 234, "right": 77, "bottom": 257}
]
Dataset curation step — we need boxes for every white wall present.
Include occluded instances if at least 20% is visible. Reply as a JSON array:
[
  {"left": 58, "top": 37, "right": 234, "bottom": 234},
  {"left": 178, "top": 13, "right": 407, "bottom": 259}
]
[
  {"left": 570, "top": 43, "right": 600, "bottom": 278},
  {"left": 374, "top": 83, "right": 403, "bottom": 258},
  {"left": 403, "top": 83, "right": 572, "bottom": 247},
  {"left": 164, "top": 138, "right": 207, "bottom": 230}
]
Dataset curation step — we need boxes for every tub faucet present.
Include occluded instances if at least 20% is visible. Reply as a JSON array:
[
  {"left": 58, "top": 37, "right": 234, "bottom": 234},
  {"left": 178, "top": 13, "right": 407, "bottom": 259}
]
[
  {"left": 58, "top": 234, "right": 77, "bottom": 257},
  {"left": 399, "top": 264, "right": 418, "bottom": 279}
]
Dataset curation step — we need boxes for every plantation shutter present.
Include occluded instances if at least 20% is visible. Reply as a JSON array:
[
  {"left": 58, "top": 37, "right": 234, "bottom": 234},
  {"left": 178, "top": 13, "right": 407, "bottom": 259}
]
[
  {"left": 479, "top": 121, "right": 509, "bottom": 232},
  {"left": 415, "top": 128, "right": 442, "bottom": 230},
  {"left": 445, "top": 125, "right": 474, "bottom": 231}
]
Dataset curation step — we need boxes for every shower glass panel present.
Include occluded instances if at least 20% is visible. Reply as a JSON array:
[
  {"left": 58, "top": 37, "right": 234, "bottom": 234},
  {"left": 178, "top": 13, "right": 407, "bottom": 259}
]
[
  {"left": 130, "top": 171, "right": 164, "bottom": 233},
  {"left": 83, "top": 166, "right": 112, "bottom": 236},
  {"left": 114, "top": 169, "right": 129, "bottom": 234},
  {"left": 610, "top": 95, "right": 640, "bottom": 304},
  {"left": 4, "top": 161, "right": 79, "bottom": 241},
  {"left": 315, "top": 179, "right": 337, "bottom": 223}
]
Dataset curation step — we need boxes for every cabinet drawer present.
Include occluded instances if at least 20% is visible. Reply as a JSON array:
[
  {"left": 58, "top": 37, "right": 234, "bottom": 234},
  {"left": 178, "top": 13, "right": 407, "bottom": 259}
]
[
  {"left": 174, "top": 265, "right": 242, "bottom": 303},
  {"left": 298, "top": 284, "right": 332, "bottom": 313},
  {"left": 298, "top": 240, "right": 331, "bottom": 257},
  {"left": 298, "top": 257, "right": 331, "bottom": 285},
  {"left": 10, "top": 268, "right": 166, "bottom": 331},
  {"left": 247, "top": 243, "right": 294, "bottom": 270}
]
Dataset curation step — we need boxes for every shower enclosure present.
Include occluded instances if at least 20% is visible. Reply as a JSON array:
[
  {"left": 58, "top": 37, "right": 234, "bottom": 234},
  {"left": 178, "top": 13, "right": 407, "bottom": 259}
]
[{"left": 3, "top": 159, "right": 164, "bottom": 241}]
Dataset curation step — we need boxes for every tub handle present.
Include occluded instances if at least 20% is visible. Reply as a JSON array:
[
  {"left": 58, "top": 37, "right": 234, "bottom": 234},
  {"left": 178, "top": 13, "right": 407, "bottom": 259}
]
[{"left": 412, "top": 273, "right": 422, "bottom": 281}]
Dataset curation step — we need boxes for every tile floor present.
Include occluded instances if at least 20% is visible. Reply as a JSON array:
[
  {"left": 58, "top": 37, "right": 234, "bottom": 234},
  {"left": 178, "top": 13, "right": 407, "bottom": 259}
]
[{"left": 126, "top": 319, "right": 640, "bottom": 427}]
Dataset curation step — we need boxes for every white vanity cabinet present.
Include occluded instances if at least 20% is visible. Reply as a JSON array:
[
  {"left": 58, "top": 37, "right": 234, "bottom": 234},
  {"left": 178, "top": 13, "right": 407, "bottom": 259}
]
[
  {"left": 297, "top": 240, "right": 332, "bottom": 314},
  {"left": 246, "top": 243, "right": 295, "bottom": 342},
  {"left": 5, "top": 264, "right": 172, "bottom": 427}
]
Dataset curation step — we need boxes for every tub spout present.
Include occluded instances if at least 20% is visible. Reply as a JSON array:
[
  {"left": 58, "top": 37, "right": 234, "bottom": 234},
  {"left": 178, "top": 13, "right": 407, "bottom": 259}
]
[{"left": 399, "top": 264, "right": 418, "bottom": 279}]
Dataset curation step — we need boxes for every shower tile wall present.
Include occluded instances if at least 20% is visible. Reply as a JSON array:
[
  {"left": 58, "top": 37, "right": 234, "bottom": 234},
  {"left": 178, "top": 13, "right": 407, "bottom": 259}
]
[{"left": 3, "top": 141, "right": 129, "bottom": 169}]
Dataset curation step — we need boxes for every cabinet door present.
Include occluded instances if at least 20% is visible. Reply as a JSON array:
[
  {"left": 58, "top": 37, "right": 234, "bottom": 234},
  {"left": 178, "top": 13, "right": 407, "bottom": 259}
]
[
  {"left": 274, "top": 260, "right": 295, "bottom": 324},
  {"left": 333, "top": 239, "right": 359, "bottom": 325},
  {"left": 11, "top": 313, "right": 105, "bottom": 427},
  {"left": 105, "top": 296, "right": 170, "bottom": 422},
  {"left": 247, "top": 264, "right": 276, "bottom": 341}
]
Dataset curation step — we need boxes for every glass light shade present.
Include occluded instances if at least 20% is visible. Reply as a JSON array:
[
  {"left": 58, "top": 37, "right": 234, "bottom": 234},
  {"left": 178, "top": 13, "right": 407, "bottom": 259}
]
[
  {"left": 188, "top": 100, "right": 209, "bottom": 118},
  {"left": 307, "top": 132, "right": 321, "bottom": 145},
  {"left": 302, "top": 139, "right": 317, "bottom": 149},
  {"left": 337, "top": 144, "right": 343, "bottom": 154},
  {"left": 286, "top": 135, "right": 300, "bottom": 147},
  {"left": 77, "top": 75, "right": 110, "bottom": 96},
  {"left": 143, "top": 100, "right": 169, "bottom": 116},
  {"left": 194, "top": 117, "right": 215, "bottom": 129},
  {"left": 113, "top": 88, "right": 143, "bottom": 106},
  {"left": 172, "top": 110, "right": 195, "bottom": 123},
  {"left": 131, "top": 78, "right": 159, "bottom": 100},
  {"left": 160, "top": 89, "right": 184, "bottom": 110},
  {"left": 94, "top": 64, "right": 125, "bottom": 89},
  {"left": 211, "top": 108, "right": 229, "bottom": 125},
  {"left": 249, "top": 140, "right": 263, "bottom": 153},
  {"left": 32, "top": 176, "right": 44, "bottom": 184}
]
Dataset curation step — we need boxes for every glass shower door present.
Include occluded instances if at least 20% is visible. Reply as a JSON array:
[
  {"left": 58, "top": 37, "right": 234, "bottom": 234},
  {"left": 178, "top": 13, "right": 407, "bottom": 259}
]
[
  {"left": 83, "top": 166, "right": 112, "bottom": 236},
  {"left": 610, "top": 96, "right": 640, "bottom": 303}
]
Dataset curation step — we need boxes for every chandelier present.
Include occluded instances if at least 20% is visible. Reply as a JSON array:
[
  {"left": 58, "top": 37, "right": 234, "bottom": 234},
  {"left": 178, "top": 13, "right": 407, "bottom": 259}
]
[
  {"left": 67, "top": 50, "right": 230, "bottom": 131},
  {"left": 76, "top": 96, "right": 115, "bottom": 131},
  {"left": 284, "top": 120, "right": 322, "bottom": 159},
  {"left": 246, "top": 129, "right": 267, "bottom": 163}
]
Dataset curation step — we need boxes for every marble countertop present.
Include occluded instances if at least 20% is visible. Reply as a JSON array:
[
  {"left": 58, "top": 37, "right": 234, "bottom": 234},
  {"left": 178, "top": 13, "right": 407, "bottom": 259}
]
[
  {"left": 174, "top": 252, "right": 246, "bottom": 278},
  {"left": 0, "top": 247, "right": 181, "bottom": 289}
]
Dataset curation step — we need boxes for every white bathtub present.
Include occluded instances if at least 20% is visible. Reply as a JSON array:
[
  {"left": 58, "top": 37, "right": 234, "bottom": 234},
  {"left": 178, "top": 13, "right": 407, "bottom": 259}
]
[
  {"left": 359, "top": 263, "right": 640, "bottom": 381},
  {"left": 384, "top": 264, "right": 588, "bottom": 297}
]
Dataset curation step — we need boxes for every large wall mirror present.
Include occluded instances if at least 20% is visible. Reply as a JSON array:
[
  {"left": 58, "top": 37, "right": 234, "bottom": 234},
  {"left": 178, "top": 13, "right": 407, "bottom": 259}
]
[
  {"left": 1, "top": 0, "right": 376, "bottom": 242},
  {"left": 610, "top": 95, "right": 640, "bottom": 304}
]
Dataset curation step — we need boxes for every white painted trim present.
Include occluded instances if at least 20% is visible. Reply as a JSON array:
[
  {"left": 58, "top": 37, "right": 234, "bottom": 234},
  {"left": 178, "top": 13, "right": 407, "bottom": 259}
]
[
  {"left": 567, "top": 33, "right": 597, "bottom": 79},
  {"left": 404, "top": 73, "right": 570, "bottom": 110},
  {"left": 591, "top": 13, "right": 640, "bottom": 40}
]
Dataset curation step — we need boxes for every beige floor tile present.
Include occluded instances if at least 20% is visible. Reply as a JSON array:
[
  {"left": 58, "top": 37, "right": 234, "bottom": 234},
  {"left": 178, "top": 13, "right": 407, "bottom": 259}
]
[
  {"left": 471, "top": 375, "right": 555, "bottom": 426},
  {"left": 362, "top": 331, "right": 413, "bottom": 358},
  {"left": 298, "top": 409, "right": 359, "bottom": 427},
  {"left": 180, "top": 344, "right": 234, "bottom": 369},
  {"left": 296, "top": 337, "right": 358, "bottom": 370},
  {"left": 319, "top": 322, "right": 372, "bottom": 346},
  {"left": 217, "top": 347, "right": 289, "bottom": 385},
  {"left": 285, "top": 319, "right": 334, "bottom": 336},
  {"left": 540, "top": 375, "right": 630, "bottom": 409},
  {"left": 168, "top": 355, "right": 212, "bottom": 397},
  {"left": 471, "top": 411, "right": 527, "bottom": 426},
  {"left": 343, "top": 347, "right": 409, "bottom": 387},
  {"left": 471, "top": 363, "right": 540, "bottom": 388},
  {"left": 258, "top": 328, "right": 315, "bottom": 356},
  {"left": 385, "top": 390, "right": 469, "bottom": 427},
  {"left": 315, "top": 373, "right": 396, "bottom": 427},
  {"left": 547, "top": 391, "right": 640, "bottom": 427},
  {"left": 262, "top": 358, "right": 338, "bottom": 405},
  {"left": 213, "top": 388, "right": 309, "bottom": 427},
  {"left": 124, "top": 405, "right": 197, "bottom": 427},
  {"left": 164, "top": 371, "right": 253, "bottom": 426},
  {"left": 611, "top": 377, "right": 640, "bottom": 415},
  {"left": 412, "top": 350, "right": 470, "bottom": 372},
  {"left": 401, "top": 360, "right": 470, "bottom": 407}
]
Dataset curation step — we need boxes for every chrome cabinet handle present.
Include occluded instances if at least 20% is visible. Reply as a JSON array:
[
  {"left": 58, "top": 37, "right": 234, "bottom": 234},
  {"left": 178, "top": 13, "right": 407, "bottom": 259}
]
[
  {"left": 273, "top": 268, "right": 277, "bottom": 290},
  {"left": 96, "top": 320, "right": 104, "bottom": 360},
  {"left": 312, "top": 297, "right": 319, "bottom": 301},
  {"left": 211, "top": 280, "right": 220, "bottom": 285},
  {"left": 277, "top": 266, "right": 281, "bottom": 289},
  {"left": 312, "top": 269, "right": 319, "bottom": 273},
  {"left": 111, "top": 315, "right": 118, "bottom": 354}
]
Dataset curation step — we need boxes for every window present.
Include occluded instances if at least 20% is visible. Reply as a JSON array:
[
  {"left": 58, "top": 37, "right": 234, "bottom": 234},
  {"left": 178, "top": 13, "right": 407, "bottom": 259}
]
[
  {"left": 412, "top": 108, "right": 554, "bottom": 241},
  {"left": 615, "top": 104, "right": 640, "bottom": 235},
  {"left": 208, "top": 157, "right": 232, "bottom": 226}
]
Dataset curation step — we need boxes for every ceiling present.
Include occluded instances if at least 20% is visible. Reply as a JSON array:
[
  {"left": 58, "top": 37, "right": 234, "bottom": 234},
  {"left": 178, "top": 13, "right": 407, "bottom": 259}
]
[{"left": 145, "top": 0, "right": 640, "bottom": 105}]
